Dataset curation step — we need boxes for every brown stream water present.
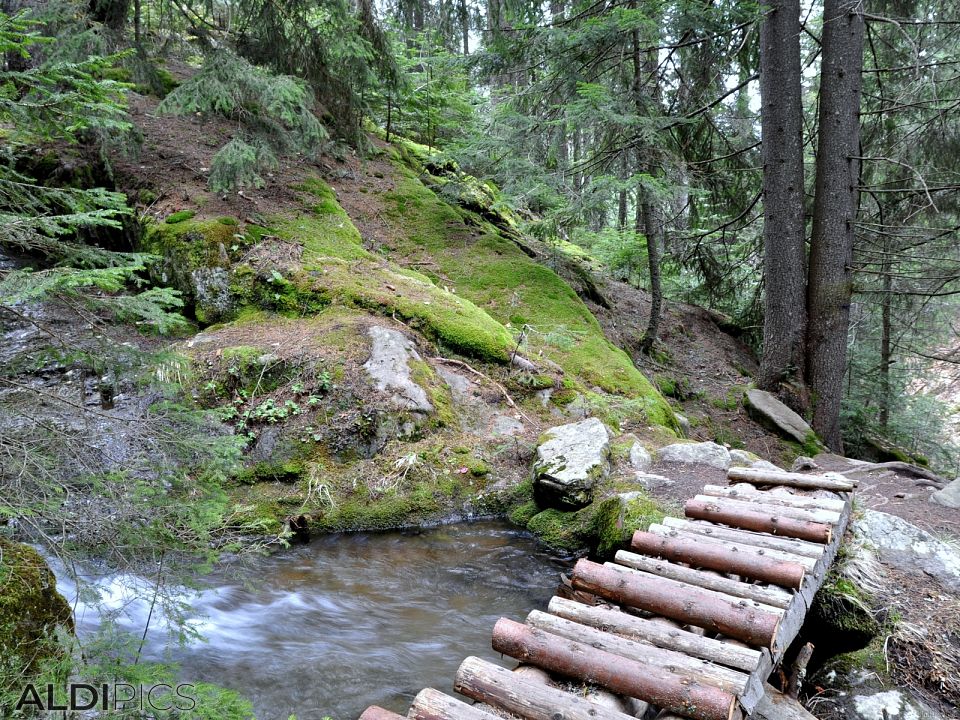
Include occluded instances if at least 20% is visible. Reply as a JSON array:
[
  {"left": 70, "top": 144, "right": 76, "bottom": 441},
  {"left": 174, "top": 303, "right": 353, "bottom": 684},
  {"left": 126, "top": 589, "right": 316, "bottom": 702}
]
[{"left": 61, "top": 522, "right": 567, "bottom": 720}]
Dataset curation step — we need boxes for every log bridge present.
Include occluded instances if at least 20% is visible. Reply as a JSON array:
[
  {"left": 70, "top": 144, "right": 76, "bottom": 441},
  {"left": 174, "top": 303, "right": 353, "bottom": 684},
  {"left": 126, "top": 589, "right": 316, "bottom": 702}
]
[{"left": 359, "top": 465, "right": 857, "bottom": 720}]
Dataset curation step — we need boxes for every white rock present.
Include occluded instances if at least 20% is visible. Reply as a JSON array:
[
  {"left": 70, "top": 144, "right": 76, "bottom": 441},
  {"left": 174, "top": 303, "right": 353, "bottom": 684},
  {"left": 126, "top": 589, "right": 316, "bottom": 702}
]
[
  {"left": 630, "top": 442, "right": 652, "bottom": 472},
  {"left": 854, "top": 510, "right": 960, "bottom": 592},
  {"left": 533, "top": 418, "right": 610, "bottom": 507},
  {"left": 363, "top": 326, "right": 433, "bottom": 413},
  {"left": 752, "top": 459, "right": 784, "bottom": 473},
  {"left": 930, "top": 478, "right": 960, "bottom": 509},
  {"left": 656, "top": 441, "right": 731, "bottom": 470},
  {"left": 633, "top": 472, "right": 674, "bottom": 490},
  {"left": 852, "top": 690, "right": 933, "bottom": 720}
]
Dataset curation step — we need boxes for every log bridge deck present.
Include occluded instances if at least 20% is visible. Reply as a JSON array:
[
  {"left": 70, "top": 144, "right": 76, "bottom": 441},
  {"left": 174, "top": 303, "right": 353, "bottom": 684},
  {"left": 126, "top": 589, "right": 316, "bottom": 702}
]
[{"left": 359, "top": 465, "right": 858, "bottom": 720}]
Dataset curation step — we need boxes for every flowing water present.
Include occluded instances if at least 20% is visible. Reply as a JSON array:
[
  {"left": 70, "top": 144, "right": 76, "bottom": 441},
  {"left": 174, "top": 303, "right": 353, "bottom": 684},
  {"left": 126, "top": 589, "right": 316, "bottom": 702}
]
[{"left": 56, "top": 522, "right": 568, "bottom": 720}]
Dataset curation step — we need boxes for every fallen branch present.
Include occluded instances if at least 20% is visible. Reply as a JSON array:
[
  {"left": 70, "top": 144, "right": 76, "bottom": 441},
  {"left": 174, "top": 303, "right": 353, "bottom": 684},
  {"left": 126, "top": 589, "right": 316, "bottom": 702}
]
[
  {"left": 786, "top": 642, "right": 814, "bottom": 699},
  {"left": 838, "top": 461, "right": 947, "bottom": 485}
]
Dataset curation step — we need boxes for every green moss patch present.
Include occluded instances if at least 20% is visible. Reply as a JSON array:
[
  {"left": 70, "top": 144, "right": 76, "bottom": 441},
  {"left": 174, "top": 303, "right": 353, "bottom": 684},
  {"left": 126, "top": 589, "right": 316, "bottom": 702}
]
[
  {"left": 379, "top": 167, "right": 675, "bottom": 429},
  {"left": 0, "top": 537, "right": 74, "bottom": 680}
]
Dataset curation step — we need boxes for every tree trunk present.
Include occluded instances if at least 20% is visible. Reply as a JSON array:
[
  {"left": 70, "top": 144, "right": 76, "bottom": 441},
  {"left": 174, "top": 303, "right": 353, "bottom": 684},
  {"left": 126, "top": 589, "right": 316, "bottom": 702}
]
[
  {"left": 758, "top": 0, "right": 807, "bottom": 394},
  {"left": 640, "top": 191, "right": 664, "bottom": 353},
  {"left": 807, "top": 0, "right": 865, "bottom": 451},
  {"left": 879, "top": 234, "right": 892, "bottom": 428},
  {"left": 460, "top": 0, "right": 469, "bottom": 55}
]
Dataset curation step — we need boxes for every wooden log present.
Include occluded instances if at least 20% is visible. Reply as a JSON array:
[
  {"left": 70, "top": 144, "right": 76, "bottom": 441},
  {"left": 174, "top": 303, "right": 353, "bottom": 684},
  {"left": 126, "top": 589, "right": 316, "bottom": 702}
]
[
  {"left": 359, "top": 707, "right": 407, "bottom": 720},
  {"left": 525, "top": 610, "right": 750, "bottom": 694},
  {"left": 547, "top": 596, "right": 763, "bottom": 671},
  {"left": 409, "top": 688, "right": 501, "bottom": 720},
  {"left": 661, "top": 517, "right": 824, "bottom": 560},
  {"left": 727, "top": 467, "right": 855, "bottom": 492},
  {"left": 490, "top": 618, "right": 739, "bottom": 720},
  {"left": 648, "top": 524, "right": 818, "bottom": 569},
  {"left": 704, "top": 484, "right": 847, "bottom": 513},
  {"left": 612, "top": 551, "right": 790, "bottom": 610},
  {"left": 685, "top": 498, "right": 832, "bottom": 544},
  {"left": 750, "top": 684, "right": 818, "bottom": 720},
  {"left": 631, "top": 530, "right": 806, "bottom": 589},
  {"left": 571, "top": 559, "right": 781, "bottom": 648},
  {"left": 455, "top": 656, "right": 639, "bottom": 720},
  {"left": 691, "top": 495, "right": 841, "bottom": 525}
]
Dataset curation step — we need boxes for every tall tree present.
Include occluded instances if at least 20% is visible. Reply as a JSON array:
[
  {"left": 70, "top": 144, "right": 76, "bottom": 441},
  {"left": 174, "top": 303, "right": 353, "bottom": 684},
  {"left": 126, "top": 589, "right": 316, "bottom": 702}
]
[
  {"left": 757, "top": 0, "right": 807, "bottom": 397},
  {"left": 807, "top": 0, "right": 865, "bottom": 450}
]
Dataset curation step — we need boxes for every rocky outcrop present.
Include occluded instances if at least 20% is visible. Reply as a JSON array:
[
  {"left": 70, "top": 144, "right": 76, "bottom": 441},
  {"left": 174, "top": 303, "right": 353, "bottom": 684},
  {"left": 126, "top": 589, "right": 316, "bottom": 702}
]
[
  {"left": 656, "top": 441, "right": 731, "bottom": 470},
  {"left": 744, "top": 388, "right": 818, "bottom": 446},
  {"left": 533, "top": 418, "right": 610, "bottom": 508},
  {"left": 847, "top": 689, "right": 942, "bottom": 720},
  {"left": 363, "top": 326, "right": 433, "bottom": 413},
  {"left": 853, "top": 510, "right": 960, "bottom": 592},
  {"left": 930, "top": 478, "right": 960, "bottom": 509}
]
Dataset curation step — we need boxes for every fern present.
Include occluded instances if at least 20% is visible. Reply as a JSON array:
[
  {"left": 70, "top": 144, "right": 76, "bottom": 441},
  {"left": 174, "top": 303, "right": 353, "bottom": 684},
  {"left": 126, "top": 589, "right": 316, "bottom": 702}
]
[{"left": 158, "top": 49, "right": 327, "bottom": 192}]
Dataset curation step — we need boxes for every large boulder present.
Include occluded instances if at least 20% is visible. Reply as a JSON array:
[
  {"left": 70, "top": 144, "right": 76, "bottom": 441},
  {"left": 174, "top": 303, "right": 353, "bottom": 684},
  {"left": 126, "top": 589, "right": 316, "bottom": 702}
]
[
  {"left": 853, "top": 510, "right": 960, "bottom": 592},
  {"left": 363, "top": 326, "right": 433, "bottom": 413},
  {"left": 0, "top": 538, "right": 74, "bottom": 678},
  {"left": 744, "top": 388, "right": 817, "bottom": 445},
  {"left": 656, "top": 441, "right": 731, "bottom": 470},
  {"left": 533, "top": 418, "right": 610, "bottom": 507},
  {"left": 930, "top": 478, "right": 960, "bottom": 509}
]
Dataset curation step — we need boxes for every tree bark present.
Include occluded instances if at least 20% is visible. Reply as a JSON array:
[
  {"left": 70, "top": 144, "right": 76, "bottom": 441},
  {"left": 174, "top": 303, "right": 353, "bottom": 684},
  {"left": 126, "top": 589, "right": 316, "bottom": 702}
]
[
  {"left": 807, "top": 0, "right": 865, "bottom": 451},
  {"left": 758, "top": 0, "right": 807, "bottom": 394}
]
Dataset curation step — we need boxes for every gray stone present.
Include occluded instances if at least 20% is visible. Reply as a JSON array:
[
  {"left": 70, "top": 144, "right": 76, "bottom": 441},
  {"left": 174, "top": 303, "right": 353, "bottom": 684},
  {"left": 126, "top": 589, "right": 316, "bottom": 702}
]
[
  {"left": 362, "top": 326, "right": 433, "bottom": 413},
  {"left": 791, "top": 455, "right": 819, "bottom": 472},
  {"left": 729, "top": 449, "right": 759, "bottom": 466},
  {"left": 656, "top": 441, "right": 731, "bottom": 470},
  {"left": 752, "top": 459, "right": 784, "bottom": 473},
  {"left": 745, "top": 388, "right": 816, "bottom": 445},
  {"left": 853, "top": 510, "right": 960, "bottom": 592},
  {"left": 191, "top": 266, "right": 233, "bottom": 322},
  {"left": 930, "top": 478, "right": 960, "bottom": 509},
  {"left": 632, "top": 472, "right": 674, "bottom": 490},
  {"left": 533, "top": 418, "right": 610, "bottom": 507},
  {"left": 674, "top": 412, "right": 691, "bottom": 437},
  {"left": 491, "top": 414, "right": 524, "bottom": 437},
  {"left": 630, "top": 442, "right": 652, "bottom": 472}
]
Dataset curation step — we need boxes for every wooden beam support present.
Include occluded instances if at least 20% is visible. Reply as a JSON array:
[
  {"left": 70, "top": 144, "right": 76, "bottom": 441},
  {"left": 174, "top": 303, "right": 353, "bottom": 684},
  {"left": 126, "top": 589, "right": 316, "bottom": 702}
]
[
  {"left": 613, "top": 551, "right": 793, "bottom": 609},
  {"left": 685, "top": 498, "right": 832, "bottom": 544},
  {"left": 359, "top": 707, "right": 407, "bottom": 720},
  {"left": 727, "top": 467, "right": 855, "bottom": 491},
  {"left": 704, "top": 484, "right": 846, "bottom": 513},
  {"left": 648, "top": 523, "right": 818, "bottom": 569},
  {"left": 691, "top": 495, "right": 841, "bottom": 525},
  {"left": 631, "top": 530, "right": 806, "bottom": 589},
  {"left": 661, "top": 517, "right": 824, "bottom": 559},
  {"left": 491, "top": 618, "right": 740, "bottom": 720},
  {"left": 571, "top": 559, "right": 781, "bottom": 648},
  {"left": 455, "top": 656, "right": 640, "bottom": 720},
  {"left": 547, "top": 596, "right": 763, "bottom": 671},
  {"left": 526, "top": 610, "right": 751, "bottom": 694},
  {"left": 409, "top": 688, "right": 501, "bottom": 720}
]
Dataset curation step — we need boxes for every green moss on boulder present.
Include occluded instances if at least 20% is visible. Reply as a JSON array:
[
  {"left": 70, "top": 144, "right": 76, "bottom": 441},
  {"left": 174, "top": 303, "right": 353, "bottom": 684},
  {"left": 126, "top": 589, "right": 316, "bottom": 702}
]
[{"left": 0, "top": 538, "right": 73, "bottom": 681}]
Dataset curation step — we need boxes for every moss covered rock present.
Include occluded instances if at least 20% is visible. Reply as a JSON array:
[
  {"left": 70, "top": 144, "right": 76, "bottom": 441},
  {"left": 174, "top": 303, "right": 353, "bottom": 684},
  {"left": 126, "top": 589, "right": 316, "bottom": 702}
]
[{"left": 0, "top": 538, "right": 73, "bottom": 681}]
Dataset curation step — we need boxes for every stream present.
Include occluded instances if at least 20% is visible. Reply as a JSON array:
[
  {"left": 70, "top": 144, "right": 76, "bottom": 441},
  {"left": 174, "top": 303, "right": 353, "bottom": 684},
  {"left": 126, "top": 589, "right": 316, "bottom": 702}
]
[{"left": 55, "top": 522, "right": 568, "bottom": 720}]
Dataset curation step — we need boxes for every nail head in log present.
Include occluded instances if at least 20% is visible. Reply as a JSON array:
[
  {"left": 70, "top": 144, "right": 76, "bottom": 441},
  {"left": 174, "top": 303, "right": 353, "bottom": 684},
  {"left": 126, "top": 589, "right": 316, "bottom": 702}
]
[
  {"left": 490, "top": 618, "right": 739, "bottom": 720},
  {"left": 631, "top": 530, "right": 806, "bottom": 589},
  {"left": 359, "top": 707, "right": 407, "bottom": 720},
  {"left": 685, "top": 498, "right": 832, "bottom": 544},
  {"left": 570, "top": 559, "right": 781, "bottom": 648}
]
